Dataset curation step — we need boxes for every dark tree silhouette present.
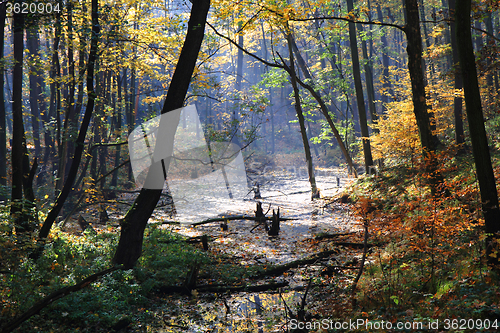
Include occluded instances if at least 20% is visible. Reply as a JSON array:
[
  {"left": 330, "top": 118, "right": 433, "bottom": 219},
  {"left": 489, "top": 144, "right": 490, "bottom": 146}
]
[
  {"left": 0, "top": 2, "right": 6, "bottom": 202},
  {"left": 455, "top": 0, "right": 500, "bottom": 269},
  {"left": 347, "top": 0, "right": 374, "bottom": 174},
  {"left": 113, "top": 0, "right": 211, "bottom": 269},
  {"left": 11, "top": 6, "right": 27, "bottom": 231}
]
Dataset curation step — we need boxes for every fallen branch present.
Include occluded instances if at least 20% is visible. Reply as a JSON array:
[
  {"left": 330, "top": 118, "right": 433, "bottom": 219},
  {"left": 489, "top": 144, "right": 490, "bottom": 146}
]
[
  {"left": 314, "top": 232, "right": 357, "bottom": 241},
  {"left": 332, "top": 242, "right": 378, "bottom": 249},
  {"left": 1, "top": 266, "right": 123, "bottom": 333},
  {"left": 157, "top": 281, "right": 289, "bottom": 295},
  {"left": 256, "top": 249, "right": 338, "bottom": 277},
  {"left": 154, "top": 215, "right": 297, "bottom": 226}
]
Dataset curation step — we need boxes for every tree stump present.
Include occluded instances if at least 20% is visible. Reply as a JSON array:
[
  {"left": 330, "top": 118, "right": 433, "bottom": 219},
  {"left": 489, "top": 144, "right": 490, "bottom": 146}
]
[
  {"left": 254, "top": 183, "right": 262, "bottom": 199},
  {"left": 99, "top": 205, "right": 109, "bottom": 224},
  {"left": 201, "top": 235, "right": 209, "bottom": 251},
  {"left": 255, "top": 202, "right": 268, "bottom": 232},
  {"left": 183, "top": 262, "right": 199, "bottom": 292},
  {"left": 78, "top": 215, "right": 96, "bottom": 234},
  {"left": 268, "top": 208, "right": 280, "bottom": 236}
]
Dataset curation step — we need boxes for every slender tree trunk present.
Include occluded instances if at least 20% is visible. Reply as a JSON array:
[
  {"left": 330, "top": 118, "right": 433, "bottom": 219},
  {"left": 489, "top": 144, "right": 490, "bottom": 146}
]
[
  {"left": 113, "top": 0, "right": 211, "bottom": 269},
  {"left": 50, "top": 10, "right": 63, "bottom": 194},
  {"left": 260, "top": 22, "right": 275, "bottom": 154},
  {"left": 36, "top": 0, "right": 100, "bottom": 244},
  {"left": 74, "top": 0, "right": 87, "bottom": 118},
  {"left": 0, "top": 2, "right": 6, "bottom": 202},
  {"left": 11, "top": 6, "right": 27, "bottom": 231},
  {"left": 448, "top": 0, "right": 465, "bottom": 148},
  {"left": 289, "top": 34, "right": 357, "bottom": 176},
  {"left": 347, "top": 0, "right": 374, "bottom": 173},
  {"left": 128, "top": 62, "right": 136, "bottom": 182},
  {"left": 27, "top": 27, "right": 41, "bottom": 156},
  {"left": 357, "top": 22, "right": 377, "bottom": 125},
  {"left": 285, "top": 31, "right": 318, "bottom": 197},
  {"left": 111, "top": 74, "right": 122, "bottom": 187},
  {"left": 485, "top": 11, "right": 494, "bottom": 96},
  {"left": 232, "top": 23, "right": 244, "bottom": 146},
  {"left": 99, "top": 71, "right": 111, "bottom": 189},
  {"left": 441, "top": 0, "right": 453, "bottom": 71},
  {"left": 473, "top": 20, "right": 482, "bottom": 52},
  {"left": 404, "top": 0, "right": 436, "bottom": 152},
  {"left": 455, "top": 0, "right": 500, "bottom": 269},
  {"left": 59, "top": 0, "right": 77, "bottom": 189}
]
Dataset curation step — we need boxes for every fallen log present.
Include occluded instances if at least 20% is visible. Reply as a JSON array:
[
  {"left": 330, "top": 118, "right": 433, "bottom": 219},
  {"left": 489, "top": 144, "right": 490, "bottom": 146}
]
[
  {"left": 313, "top": 232, "right": 357, "bottom": 241},
  {"left": 255, "top": 249, "right": 339, "bottom": 278},
  {"left": 155, "top": 215, "right": 296, "bottom": 226},
  {"left": 332, "top": 242, "right": 378, "bottom": 249},
  {"left": 157, "top": 281, "right": 289, "bottom": 295}
]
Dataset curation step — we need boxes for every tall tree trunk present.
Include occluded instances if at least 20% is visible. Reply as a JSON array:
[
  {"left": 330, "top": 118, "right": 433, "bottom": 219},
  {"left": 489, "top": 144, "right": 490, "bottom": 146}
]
[
  {"left": 260, "top": 22, "right": 275, "bottom": 154},
  {"left": 455, "top": 0, "right": 500, "bottom": 269},
  {"left": 27, "top": 27, "right": 41, "bottom": 156},
  {"left": 404, "top": 0, "right": 436, "bottom": 152},
  {"left": 473, "top": 20, "right": 482, "bottom": 52},
  {"left": 74, "top": 0, "right": 87, "bottom": 118},
  {"left": 0, "top": 2, "right": 6, "bottom": 202},
  {"left": 485, "top": 11, "right": 494, "bottom": 97},
  {"left": 347, "top": 0, "right": 373, "bottom": 173},
  {"left": 111, "top": 74, "right": 122, "bottom": 187},
  {"left": 36, "top": 0, "right": 100, "bottom": 243},
  {"left": 112, "top": 0, "right": 211, "bottom": 269},
  {"left": 441, "top": 0, "right": 453, "bottom": 71},
  {"left": 128, "top": 61, "right": 136, "bottom": 182},
  {"left": 285, "top": 31, "right": 318, "bottom": 198},
  {"left": 50, "top": 9, "right": 63, "bottom": 194},
  {"left": 232, "top": 23, "right": 244, "bottom": 146},
  {"left": 289, "top": 34, "right": 357, "bottom": 176},
  {"left": 357, "top": 22, "right": 377, "bottom": 125},
  {"left": 448, "top": 0, "right": 465, "bottom": 148},
  {"left": 11, "top": 6, "right": 27, "bottom": 231},
  {"left": 376, "top": 5, "right": 392, "bottom": 167},
  {"left": 59, "top": 0, "right": 77, "bottom": 190}
]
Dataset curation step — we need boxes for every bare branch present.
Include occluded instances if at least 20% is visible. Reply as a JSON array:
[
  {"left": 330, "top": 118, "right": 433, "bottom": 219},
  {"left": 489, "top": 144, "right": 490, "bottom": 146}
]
[{"left": 207, "top": 22, "right": 285, "bottom": 70}]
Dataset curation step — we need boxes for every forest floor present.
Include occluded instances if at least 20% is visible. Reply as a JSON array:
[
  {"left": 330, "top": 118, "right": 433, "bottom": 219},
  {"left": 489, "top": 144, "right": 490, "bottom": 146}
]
[
  {"left": 60, "top": 163, "right": 366, "bottom": 332},
  {"left": 6, "top": 152, "right": 500, "bottom": 332},
  {"left": 110, "top": 166, "right": 366, "bottom": 332}
]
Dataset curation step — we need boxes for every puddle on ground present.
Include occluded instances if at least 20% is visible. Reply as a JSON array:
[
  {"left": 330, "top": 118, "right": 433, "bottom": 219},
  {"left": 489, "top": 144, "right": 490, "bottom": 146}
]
[
  {"left": 146, "top": 167, "right": 359, "bottom": 332},
  {"left": 159, "top": 167, "right": 358, "bottom": 265}
]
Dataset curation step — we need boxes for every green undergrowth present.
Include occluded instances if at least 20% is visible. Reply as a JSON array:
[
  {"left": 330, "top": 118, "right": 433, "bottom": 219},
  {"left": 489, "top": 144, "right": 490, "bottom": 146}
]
[
  {"left": 0, "top": 220, "right": 267, "bottom": 332},
  {"left": 336, "top": 150, "right": 500, "bottom": 329}
]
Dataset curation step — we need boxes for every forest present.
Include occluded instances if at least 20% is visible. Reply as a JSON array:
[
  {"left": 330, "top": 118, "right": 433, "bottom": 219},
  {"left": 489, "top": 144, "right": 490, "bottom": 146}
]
[{"left": 1, "top": 0, "right": 500, "bottom": 331}]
